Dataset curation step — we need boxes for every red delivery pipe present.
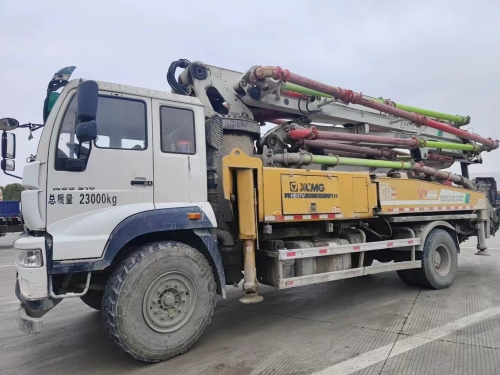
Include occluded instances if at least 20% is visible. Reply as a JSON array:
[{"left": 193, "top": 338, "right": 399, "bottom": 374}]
[
  {"left": 289, "top": 127, "right": 423, "bottom": 148},
  {"left": 304, "top": 139, "right": 451, "bottom": 162},
  {"left": 269, "top": 119, "right": 289, "bottom": 125},
  {"left": 323, "top": 150, "right": 367, "bottom": 158},
  {"left": 252, "top": 66, "right": 499, "bottom": 150},
  {"left": 411, "top": 162, "right": 468, "bottom": 186},
  {"left": 302, "top": 139, "right": 397, "bottom": 159},
  {"left": 281, "top": 90, "right": 307, "bottom": 99},
  {"left": 426, "top": 153, "right": 454, "bottom": 163}
]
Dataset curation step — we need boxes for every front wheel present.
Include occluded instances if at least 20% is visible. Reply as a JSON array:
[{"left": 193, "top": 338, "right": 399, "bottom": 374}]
[
  {"left": 102, "top": 241, "right": 216, "bottom": 362},
  {"left": 80, "top": 290, "right": 103, "bottom": 311}
]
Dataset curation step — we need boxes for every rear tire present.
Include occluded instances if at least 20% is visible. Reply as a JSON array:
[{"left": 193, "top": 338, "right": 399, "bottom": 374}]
[
  {"left": 414, "top": 229, "right": 458, "bottom": 289},
  {"left": 396, "top": 269, "right": 418, "bottom": 286},
  {"left": 102, "top": 241, "right": 216, "bottom": 362},
  {"left": 80, "top": 290, "right": 103, "bottom": 311},
  {"left": 395, "top": 251, "right": 421, "bottom": 287}
]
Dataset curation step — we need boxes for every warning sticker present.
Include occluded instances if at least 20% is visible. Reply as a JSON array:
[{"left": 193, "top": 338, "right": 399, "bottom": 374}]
[{"left": 379, "top": 183, "right": 396, "bottom": 201}]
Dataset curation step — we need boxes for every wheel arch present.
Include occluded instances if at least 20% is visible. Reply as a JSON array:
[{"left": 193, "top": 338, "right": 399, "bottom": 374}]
[
  {"left": 50, "top": 207, "right": 226, "bottom": 297},
  {"left": 412, "top": 221, "right": 460, "bottom": 253}
]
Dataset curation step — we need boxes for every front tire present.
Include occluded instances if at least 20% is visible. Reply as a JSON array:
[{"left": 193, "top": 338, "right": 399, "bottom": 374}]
[
  {"left": 80, "top": 290, "right": 103, "bottom": 311},
  {"left": 102, "top": 241, "right": 216, "bottom": 362}
]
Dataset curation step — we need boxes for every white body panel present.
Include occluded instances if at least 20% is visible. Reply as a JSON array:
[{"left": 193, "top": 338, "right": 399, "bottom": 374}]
[
  {"left": 49, "top": 203, "right": 154, "bottom": 260},
  {"left": 20, "top": 162, "right": 45, "bottom": 230},
  {"left": 20, "top": 79, "right": 212, "bottom": 262},
  {"left": 151, "top": 98, "right": 207, "bottom": 205},
  {"left": 155, "top": 202, "right": 217, "bottom": 227},
  {"left": 45, "top": 83, "right": 154, "bottom": 260}
]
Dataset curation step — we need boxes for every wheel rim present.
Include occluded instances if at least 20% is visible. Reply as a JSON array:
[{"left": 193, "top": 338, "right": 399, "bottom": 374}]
[
  {"left": 433, "top": 244, "right": 452, "bottom": 276},
  {"left": 143, "top": 271, "right": 197, "bottom": 333}
]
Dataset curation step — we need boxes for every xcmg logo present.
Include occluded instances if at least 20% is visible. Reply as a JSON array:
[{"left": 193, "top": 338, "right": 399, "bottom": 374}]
[{"left": 290, "top": 182, "right": 325, "bottom": 193}]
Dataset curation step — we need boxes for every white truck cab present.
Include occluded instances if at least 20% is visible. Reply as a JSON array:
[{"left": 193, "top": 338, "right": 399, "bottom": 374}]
[{"left": 12, "top": 75, "right": 225, "bottom": 350}]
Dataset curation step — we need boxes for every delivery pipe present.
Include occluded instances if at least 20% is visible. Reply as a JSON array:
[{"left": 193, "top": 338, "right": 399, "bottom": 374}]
[
  {"left": 323, "top": 150, "right": 367, "bottom": 158},
  {"left": 397, "top": 153, "right": 454, "bottom": 163},
  {"left": 289, "top": 127, "right": 484, "bottom": 152},
  {"left": 281, "top": 82, "right": 471, "bottom": 126},
  {"left": 302, "top": 139, "right": 397, "bottom": 159},
  {"left": 271, "top": 152, "right": 475, "bottom": 189},
  {"left": 251, "top": 67, "right": 497, "bottom": 149}
]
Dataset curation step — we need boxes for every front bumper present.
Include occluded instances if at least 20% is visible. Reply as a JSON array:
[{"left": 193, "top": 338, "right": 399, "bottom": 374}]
[
  {"left": 14, "top": 234, "right": 62, "bottom": 333},
  {"left": 14, "top": 235, "right": 48, "bottom": 300}
]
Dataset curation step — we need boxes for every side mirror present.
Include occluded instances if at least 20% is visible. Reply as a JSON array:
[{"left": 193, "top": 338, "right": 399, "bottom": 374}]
[
  {"left": 2, "top": 132, "right": 16, "bottom": 159},
  {"left": 1, "top": 159, "right": 15, "bottom": 172},
  {"left": 65, "top": 80, "right": 98, "bottom": 173},
  {"left": 77, "top": 80, "right": 98, "bottom": 122},
  {"left": 65, "top": 122, "right": 97, "bottom": 172},
  {"left": 76, "top": 121, "right": 97, "bottom": 143},
  {"left": 0, "top": 118, "right": 19, "bottom": 131}
]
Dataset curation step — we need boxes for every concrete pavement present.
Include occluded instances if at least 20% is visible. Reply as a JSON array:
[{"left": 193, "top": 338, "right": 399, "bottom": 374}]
[{"left": 1, "top": 233, "right": 500, "bottom": 374}]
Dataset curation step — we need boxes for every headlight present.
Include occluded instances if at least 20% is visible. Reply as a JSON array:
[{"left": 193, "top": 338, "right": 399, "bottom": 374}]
[{"left": 15, "top": 249, "right": 43, "bottom": 268}]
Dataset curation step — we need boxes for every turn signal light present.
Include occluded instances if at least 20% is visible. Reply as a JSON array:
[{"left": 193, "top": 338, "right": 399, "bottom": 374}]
[{"left": 187, "top": 213, "right": 202, "bottom": 220}]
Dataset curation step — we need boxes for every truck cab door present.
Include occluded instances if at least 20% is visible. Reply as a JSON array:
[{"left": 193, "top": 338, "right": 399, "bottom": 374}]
[
  {"left": 151, "top": 98, "right": 210, "bottom": 212},
  {"left": 46, "top": 88, "right": 154, "bottom": 260}
]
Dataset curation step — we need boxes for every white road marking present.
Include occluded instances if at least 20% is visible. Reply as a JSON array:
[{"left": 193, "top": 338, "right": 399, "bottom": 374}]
[
  {"left": 0, "top": 264, "right": 14, "bottom": 268},
  {"left": 461, "top": 246, "right": 500, "bottom": 250},
  {"left": 311, "top": 305, "right": 500, "bottom": 375}
]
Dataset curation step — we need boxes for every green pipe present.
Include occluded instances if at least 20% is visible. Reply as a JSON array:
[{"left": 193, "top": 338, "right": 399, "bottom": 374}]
[
  {"left": 425, "top": 140, "right": 481, "bottom": 152},
  {"left": 368, "top": 97, "right": 470, "bottom": 125},
  {"left": 396, "top": 155, "right": 412, "bottom": 161},
  {"left": 306, "top": 154, "right": 413, "bottom": 169},
  {"left": 282, "top": 82, "right": 333, "bottom": 98},
  {"left": 281, "top": 83, "right": 470, "bottom": 125}
]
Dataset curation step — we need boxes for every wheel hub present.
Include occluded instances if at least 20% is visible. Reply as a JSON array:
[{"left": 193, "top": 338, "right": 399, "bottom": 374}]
[
  {"left": 433, "top": 244, "right": 451, "bottom": 277},
  {"left": 161, "top": 292, "right": 176, "bottom": 308},
  {"left": 143, "top": 271, "right": 197, "bottom": 333},
  {"left": 433, "top": 251, "right": 442, "bottom": 267}
]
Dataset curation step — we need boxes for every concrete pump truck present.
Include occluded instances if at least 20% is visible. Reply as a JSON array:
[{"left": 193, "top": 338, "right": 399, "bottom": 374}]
[{"left": 1, "top": 59, "right": 499, "bottom": 362}]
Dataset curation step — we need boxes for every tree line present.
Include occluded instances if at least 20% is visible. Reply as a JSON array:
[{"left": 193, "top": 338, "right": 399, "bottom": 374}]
[{"left": 0, "top": 183, "right": 24, "bottom": 201}]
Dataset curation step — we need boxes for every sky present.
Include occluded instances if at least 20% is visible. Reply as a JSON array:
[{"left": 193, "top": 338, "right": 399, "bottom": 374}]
[{"left": 1, "top": 0, "right": 499, "bottom": 185}]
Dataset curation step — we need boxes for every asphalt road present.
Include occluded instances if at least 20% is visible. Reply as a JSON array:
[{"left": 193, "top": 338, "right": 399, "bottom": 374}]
[{"left": 2, "top": 233, "right": 500, "bottom": 374}]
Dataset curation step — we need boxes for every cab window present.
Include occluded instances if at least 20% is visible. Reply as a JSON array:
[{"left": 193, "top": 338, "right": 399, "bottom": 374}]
[
  {"left": 160, "top": 106, "right": 196, "bottom": 155},
  {"left": 55, "top": 94, "right": 147, "bottom": 171}
]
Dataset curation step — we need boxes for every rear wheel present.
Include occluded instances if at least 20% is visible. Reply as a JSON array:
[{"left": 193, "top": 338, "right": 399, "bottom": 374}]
[
  {"left": 396, "top": 268, "right": 418, "bottom": 286},
  {"left": 102, "top": 241, "right": 216, "bottom": 362},
  {"left": 414, "top": 229, "right": 458, "bottom": 289},
  {"left": 395, "top": 251, "right": 421, "bottom": 287}
]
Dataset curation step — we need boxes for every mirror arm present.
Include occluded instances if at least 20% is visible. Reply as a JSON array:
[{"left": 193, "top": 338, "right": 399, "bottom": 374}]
[
  {"left": 19, "top": 123, "right": 44, "bottom": 131},
  {"left": 2, "top": 169, "right": 21, "bottom": 180}
]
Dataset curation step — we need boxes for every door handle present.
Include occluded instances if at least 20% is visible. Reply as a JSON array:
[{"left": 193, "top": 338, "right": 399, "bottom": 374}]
[{"left": 131, "top": 179, "right": 153, "bottom": 186}]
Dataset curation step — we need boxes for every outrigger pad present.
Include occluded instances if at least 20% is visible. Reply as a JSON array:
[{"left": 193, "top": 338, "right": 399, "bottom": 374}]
[
  {"left": 475, "top": 251, "right": 491, "bottom": 256},
  {"left": 17, "top": 304, "right": 43, "bottom": 334}
]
